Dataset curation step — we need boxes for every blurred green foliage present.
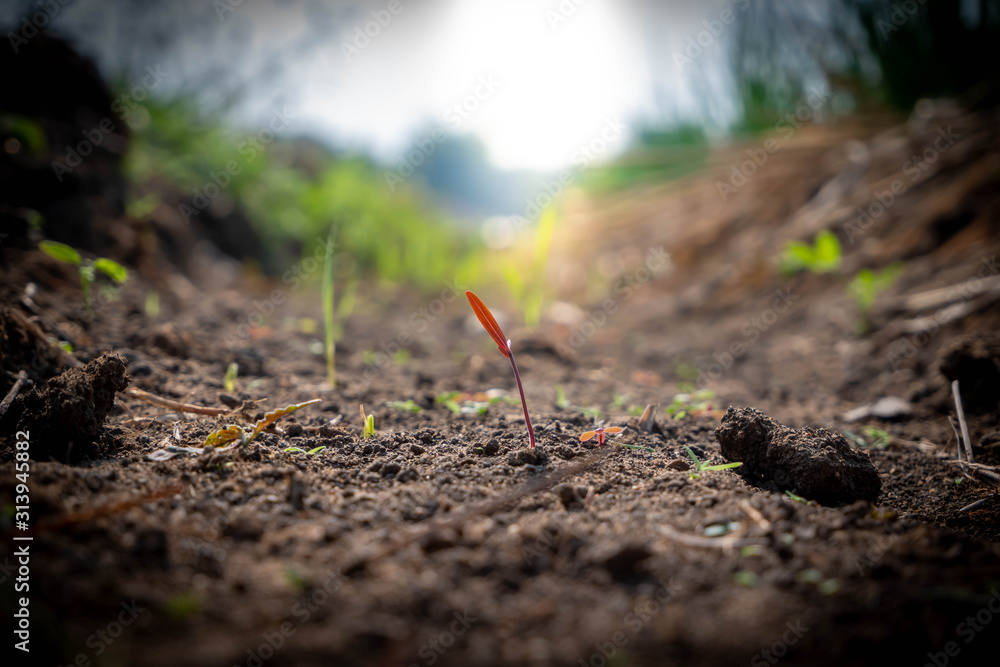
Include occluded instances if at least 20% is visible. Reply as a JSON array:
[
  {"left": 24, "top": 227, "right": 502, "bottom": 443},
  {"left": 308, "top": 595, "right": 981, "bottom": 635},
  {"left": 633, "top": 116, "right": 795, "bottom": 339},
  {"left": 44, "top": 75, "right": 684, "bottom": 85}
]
[
  {"left": 124, "top": 98, "right": 481, "bottom": 290},
  {"left": 779, "top": 231, "right": 843, "bottom": 275},
  {"left": 580, "top": 124, "right": 710, "bottom": 192}
]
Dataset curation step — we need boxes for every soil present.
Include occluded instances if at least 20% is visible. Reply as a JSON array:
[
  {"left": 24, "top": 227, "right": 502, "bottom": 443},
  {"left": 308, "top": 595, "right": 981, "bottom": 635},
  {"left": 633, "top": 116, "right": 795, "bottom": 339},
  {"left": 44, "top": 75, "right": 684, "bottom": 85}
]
[{"left": 3, "top": 104, "right": 1000, "bottom": 667}]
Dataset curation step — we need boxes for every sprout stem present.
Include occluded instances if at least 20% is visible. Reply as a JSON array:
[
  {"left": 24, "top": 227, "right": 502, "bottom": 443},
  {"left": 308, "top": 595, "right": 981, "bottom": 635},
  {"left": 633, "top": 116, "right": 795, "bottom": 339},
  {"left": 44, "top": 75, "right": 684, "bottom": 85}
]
[{"left": 506, "top": 340, "right": 535, "bottom": 448}]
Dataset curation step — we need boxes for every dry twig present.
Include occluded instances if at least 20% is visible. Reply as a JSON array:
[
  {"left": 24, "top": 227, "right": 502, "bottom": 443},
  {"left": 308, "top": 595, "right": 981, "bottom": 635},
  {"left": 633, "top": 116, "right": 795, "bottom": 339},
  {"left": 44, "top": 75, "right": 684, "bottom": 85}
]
[
  {"left": 125, "top": 387, "right": 230, "bottom": 417},
  {"left": 951, "top": 380, "right": 974, "bottom": 463},
  {"left": 0, "top": 370, "right": 29, "bottom": 421}
]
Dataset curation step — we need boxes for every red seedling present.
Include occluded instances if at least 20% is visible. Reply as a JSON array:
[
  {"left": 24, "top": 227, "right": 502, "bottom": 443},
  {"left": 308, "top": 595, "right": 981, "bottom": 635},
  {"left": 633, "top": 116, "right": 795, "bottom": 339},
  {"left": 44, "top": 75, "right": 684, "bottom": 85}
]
[
  {"left": 466, "top": 290, "right": 536, "bottom": 448},
  {"left": 579, "top": 426, "right": 623, "bottom": 448}
]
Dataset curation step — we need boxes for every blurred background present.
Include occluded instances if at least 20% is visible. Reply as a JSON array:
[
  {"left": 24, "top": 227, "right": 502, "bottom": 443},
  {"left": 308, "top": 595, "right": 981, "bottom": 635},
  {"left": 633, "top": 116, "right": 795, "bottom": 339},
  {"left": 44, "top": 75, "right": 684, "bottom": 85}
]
[{"left": 2, "top": 0, "right": 999, "bottom": 369}]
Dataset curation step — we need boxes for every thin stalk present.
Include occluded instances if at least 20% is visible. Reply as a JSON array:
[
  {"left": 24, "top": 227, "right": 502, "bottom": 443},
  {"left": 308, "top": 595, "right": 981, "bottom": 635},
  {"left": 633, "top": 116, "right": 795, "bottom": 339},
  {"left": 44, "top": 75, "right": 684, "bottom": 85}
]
[
  {"left": 323, "top": 230, "right": 336, "bottom": 388},
  {"left": 506, "top": 340, "right": 535, "bottom": 448}
]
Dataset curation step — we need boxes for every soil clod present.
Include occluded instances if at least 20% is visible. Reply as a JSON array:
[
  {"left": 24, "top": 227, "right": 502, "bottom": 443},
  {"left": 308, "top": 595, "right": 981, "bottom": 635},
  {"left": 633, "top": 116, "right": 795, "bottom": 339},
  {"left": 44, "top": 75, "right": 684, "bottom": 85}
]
[
  {"left": 716, "top": 406, "right": 881, "bottom": 506},
  {"left": 3, "top": 352, "right": 129, "bottom": 462},
  {"left": 507, "top": 447, "right": 550, "bottom": 467}
]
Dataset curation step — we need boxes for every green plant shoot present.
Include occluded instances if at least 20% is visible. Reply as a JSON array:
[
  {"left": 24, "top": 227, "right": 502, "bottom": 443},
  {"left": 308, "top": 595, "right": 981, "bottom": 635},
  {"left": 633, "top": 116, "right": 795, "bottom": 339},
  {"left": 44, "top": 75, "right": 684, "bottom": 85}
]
[
  {"left": 683, "top": 445, "right": 743, "bottom": 479},
  {"left": 321, "top": 228, "right": 358, "bottom": 389},
  {"left": 323, "top": 228, "right": 337, "bottom": 388},
  {"left": 779, "top": 230, "right": 841, "bottom": 275},
  {"left": 848, "top": 263, "right": 902, "bottom": 334},
  {"left": 39, "top": 240, "right": 128, "bottom": 312},
  {"left": 360, "top": 404, "right": 375, "bottom": 439},
  {"left": 224, "top": 362, "right": 238, "bottom": 393}
]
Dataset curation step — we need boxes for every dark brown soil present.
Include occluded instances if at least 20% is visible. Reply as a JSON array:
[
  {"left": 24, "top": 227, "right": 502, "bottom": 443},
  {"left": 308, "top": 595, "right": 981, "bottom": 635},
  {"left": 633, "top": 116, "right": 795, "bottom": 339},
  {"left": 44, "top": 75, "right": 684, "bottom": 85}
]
[
  {"left": 3, "top": 106, "right": 1000, "bottom": 667},
  {"left": 3, "top": 352, "right": 128, "bottom": 463},
  {"left": 716, "top": 406, "right": 882, "bottom": 505}
]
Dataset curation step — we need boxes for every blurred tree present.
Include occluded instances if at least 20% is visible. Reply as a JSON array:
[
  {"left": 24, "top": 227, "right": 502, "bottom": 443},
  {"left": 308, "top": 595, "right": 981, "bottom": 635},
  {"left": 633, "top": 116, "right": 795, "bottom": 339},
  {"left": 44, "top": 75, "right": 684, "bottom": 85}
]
[{"left": 729, "top": 0, "right": 1000, "bottom": 128}]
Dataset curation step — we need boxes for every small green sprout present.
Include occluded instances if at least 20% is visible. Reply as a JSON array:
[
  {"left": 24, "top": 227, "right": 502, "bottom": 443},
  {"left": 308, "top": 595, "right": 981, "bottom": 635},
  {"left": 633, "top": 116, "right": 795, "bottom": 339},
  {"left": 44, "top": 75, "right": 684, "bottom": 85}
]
[
  {"left": 797, "top": 569, "right": 822, "bottom": 584},
  {"left": 779, "top": 230, "right": 841, "bottom": 275},
  {"left": 555, "top": 384, "right": 570, "bottom": 409},
  {"left": 733, "top": 571, "right": 759, "bottom": 587},
  {"left": 145, "top": 290, "right": 160, "bottom": 318},
  {"left": 437, "top": 392, "right": 463, "bottom": 415},
  {"left": 844, "top": 426, "right": 890, "bottom": 450},
  {"left": 224, "top": 362, "right": 239, "bottom": 393},
  {"left": 666, "top": 389, "right": 716, "bottom": 420},
  {"left": 703, "top": 522, "right": 738, "bottom": 537},
  {"left": 683, "top": 445, "right": 742, "bottom": 479},
  {"left": 283, "top": 566, "right": 307, "bottom": 594},
  {"left": 284, "top": 446, "right": 327, "bottom": 455},
  {"left": 389, "top": 400, "right": 422, "bottom": 413},
  {"left": 321, "top": 228, "right": 359, "bottom": 389},
  {"left": 784, "top": 490, "right": 807, "bottom": 503},
  {"left": 360, "top": 404, "right": 375, "bottom": 439},
  {"left": 819, "top": 579, "right": 841, "bottom": 596},
  {"left": 393, "top": 349, "right": 411, "bottom": 364},
  {"left": 39, "top": 240, "right": 128, "bottom": 312},
  {"left": 848, "top": 263, "right": 902, "bottom": 334},
  {"left": 164, "top": 591, "right": 202, "bottom": 620}
]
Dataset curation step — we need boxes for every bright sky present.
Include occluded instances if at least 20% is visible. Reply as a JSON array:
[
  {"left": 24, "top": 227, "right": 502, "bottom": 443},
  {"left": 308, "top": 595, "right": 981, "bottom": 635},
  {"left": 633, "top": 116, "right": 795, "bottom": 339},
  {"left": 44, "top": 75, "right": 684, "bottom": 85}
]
[
  {"left": 293, "top": 0, "right": 656, "bottom": 171},
  {"left": 38, "top": 0, "right": 740, "bottom": 172}
]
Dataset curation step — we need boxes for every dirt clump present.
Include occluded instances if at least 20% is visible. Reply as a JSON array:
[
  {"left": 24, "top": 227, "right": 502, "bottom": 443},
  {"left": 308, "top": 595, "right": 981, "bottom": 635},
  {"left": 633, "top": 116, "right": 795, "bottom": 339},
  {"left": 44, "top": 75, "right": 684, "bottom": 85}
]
[
  {"left": 2, "top": 352, "right": 129, "bottom": 462},
  {"left": 715, "top": 406, "right": 881, "bottom": 506}
]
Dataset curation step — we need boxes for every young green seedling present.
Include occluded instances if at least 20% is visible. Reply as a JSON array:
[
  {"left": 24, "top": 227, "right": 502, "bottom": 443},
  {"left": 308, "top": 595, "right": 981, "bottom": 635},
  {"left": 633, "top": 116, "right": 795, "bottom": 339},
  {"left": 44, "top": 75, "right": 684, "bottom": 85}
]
[
  {"left": 321, "top": 228, "right": 359, "bottom": 389},
  {"left": 360, "top": 404, "right": 375, "bottom": 439},
  {"left": 224, "top": 362, "right": 238, "bottom": 393},
  {"left": 284, "top": 446, "right": 327, "bottom": 455},
  {"left": 683, "top": 445, "right": 743, "bottom": 479},
  {"left": 39, "top": 240, "right": 128, "bottom": 312},
  {"left": 466, "top": 290, "right": 536, "bottom": 448},
  {"left": 579, "top": 426, "right": 623, "bottom": 448}
]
